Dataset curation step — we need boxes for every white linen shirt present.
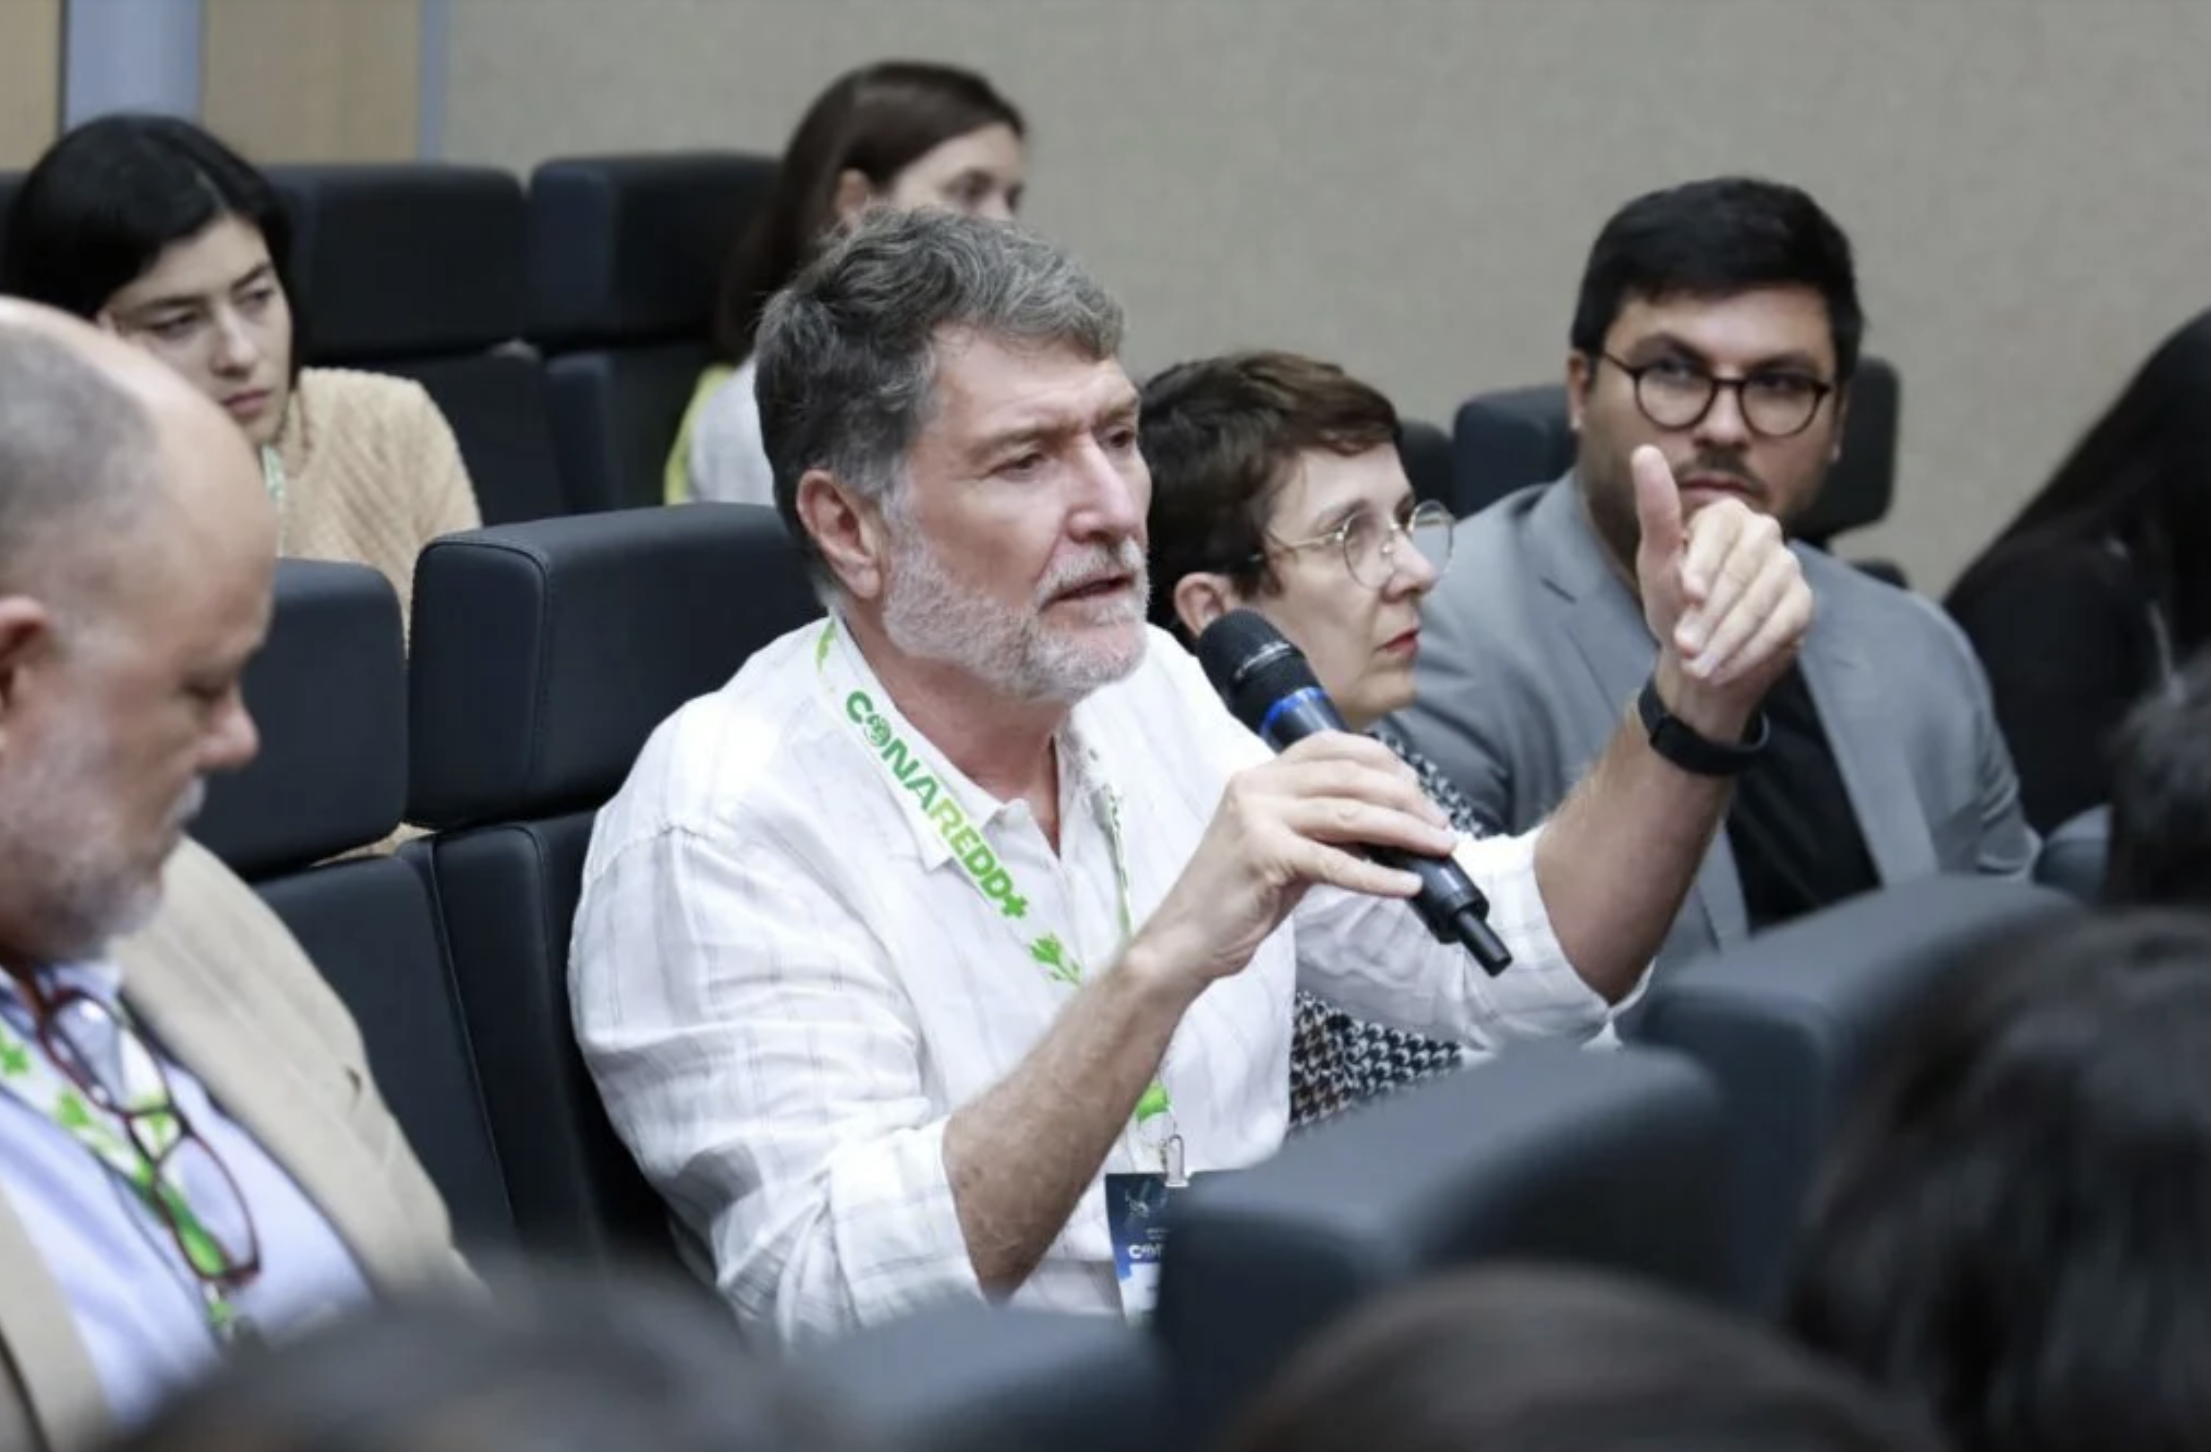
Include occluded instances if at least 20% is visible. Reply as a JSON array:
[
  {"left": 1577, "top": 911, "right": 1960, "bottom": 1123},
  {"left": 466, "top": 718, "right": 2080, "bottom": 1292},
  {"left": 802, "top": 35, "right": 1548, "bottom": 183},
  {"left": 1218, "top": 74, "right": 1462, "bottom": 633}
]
[{"left": 570, "top": 620, "right": 1618, "bottom": 1345}]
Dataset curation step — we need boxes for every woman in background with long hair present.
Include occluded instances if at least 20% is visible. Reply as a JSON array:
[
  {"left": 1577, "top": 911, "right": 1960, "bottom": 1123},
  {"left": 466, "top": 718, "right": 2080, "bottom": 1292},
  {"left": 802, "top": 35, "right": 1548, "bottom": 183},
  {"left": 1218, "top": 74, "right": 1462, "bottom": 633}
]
[
  {"left": 1946, "top": 308, "right": 2211, "bottom": 832},
  {"left": 668, "top": 61, "right": 1027, "bottom": 506}
]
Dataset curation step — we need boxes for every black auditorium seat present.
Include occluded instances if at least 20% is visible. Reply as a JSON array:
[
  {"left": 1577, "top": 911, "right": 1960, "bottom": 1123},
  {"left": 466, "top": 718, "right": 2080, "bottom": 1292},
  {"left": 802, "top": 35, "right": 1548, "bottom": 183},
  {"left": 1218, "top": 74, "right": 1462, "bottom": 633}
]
[
  {"left": 524, "top": 151, "right": 776, "bottom": 513},
  {"left": 1634, "top": 874, "right": 2078, "bottom": 1313},
  {"left": 193, "top": 559, "right": 514, "bottom": 1251},
  {"left": 795, "top": 1304, "right": 1179, "bottom": 1452},
  {"left": 1157, "top": 1042, "right": 1729, "bottom": 1443},
  {"left": 0, "top": 171, "right": 21, "bottom": 259},
  {"left": 268, "top": 162, "right": 567, "bottom": 525},
  {"left": 405, "top": 503, "right": 816, "bottom": 1266},
  {"left": 1396, "top": 417, "right": 1454, "bottom": 512}
]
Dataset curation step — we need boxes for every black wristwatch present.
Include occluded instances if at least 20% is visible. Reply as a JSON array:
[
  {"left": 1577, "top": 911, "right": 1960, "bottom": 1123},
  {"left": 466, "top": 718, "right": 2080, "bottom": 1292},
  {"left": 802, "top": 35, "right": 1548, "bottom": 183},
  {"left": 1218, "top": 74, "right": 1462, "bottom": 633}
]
[{"left": 1636, "top": 675, "right": 1769, "bottom": 777}]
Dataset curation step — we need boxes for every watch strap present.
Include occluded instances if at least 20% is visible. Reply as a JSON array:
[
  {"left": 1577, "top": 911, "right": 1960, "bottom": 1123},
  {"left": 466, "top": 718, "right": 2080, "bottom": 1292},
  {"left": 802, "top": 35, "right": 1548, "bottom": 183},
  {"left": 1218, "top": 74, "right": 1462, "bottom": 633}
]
[{"left": 1636, "top": 675, "right": 1769, "bottom": 777}]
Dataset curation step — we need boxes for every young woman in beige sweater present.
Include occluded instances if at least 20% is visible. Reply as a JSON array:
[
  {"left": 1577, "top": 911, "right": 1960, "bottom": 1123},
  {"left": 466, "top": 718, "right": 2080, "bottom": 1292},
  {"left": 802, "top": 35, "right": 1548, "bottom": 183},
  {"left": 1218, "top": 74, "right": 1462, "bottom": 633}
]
[{"left": 2, "top": 115, "right": 482, "bottom": 632}]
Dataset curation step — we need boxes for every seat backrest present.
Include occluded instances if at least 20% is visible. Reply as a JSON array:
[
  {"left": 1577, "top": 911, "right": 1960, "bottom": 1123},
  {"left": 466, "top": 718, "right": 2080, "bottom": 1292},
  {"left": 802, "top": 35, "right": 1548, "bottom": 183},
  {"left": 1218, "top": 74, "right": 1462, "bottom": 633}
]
[
  {"left": 195, "top": 560, "right": 407, "bottom": 878},
  {"left": 524, "top": 152, "right": 777, "bottom": 514},
  {"left": 2036, "top": 804, "right": 2111, "bottom": 901},
  {"left": 407, "top": 503, "right": 817, "bottom": 1259},
  {"left": 268, "top": 162, "right": 566, "bottom": 526},
  {"left": 405, "top": 814, "right": 639, "bottom": 1256},
  {"left": 0, "top": 171, "right": 20, "bottom": 260},
  {"left": 794, "top": 1305, "right": 1178, "bottom": 1452},
  {"left": 542, "top": 345, "right": 711, "bottom": 514},
  {"left": 408, "top": 503, "right": 817, "bottom": 828},
  {"left": 1446, "top": 357, "right": 1902, "bottom": 543},
  {"left": 1634, "top": 875, "right": 2078, "bottom": 1314},
  {"left": 1395, "top": 417, "right": 1454, "bottom": 512},
  {"left": 193, "top": 560, "right": 513, "bottom": 1250},
  {"left": 1447, "top": 383, "right": 1573, "bottom": 518},
  {"left": 1157, "top": 1044, "right": 1728, "bottom": 1443}
]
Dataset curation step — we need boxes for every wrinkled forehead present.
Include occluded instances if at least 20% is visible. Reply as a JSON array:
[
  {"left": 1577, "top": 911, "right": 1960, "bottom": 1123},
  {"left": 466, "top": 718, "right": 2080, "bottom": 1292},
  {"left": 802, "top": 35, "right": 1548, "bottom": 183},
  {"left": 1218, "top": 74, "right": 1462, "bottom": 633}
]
[{"left": 924, "top": 329, "right": 1136, "bottom": 439}]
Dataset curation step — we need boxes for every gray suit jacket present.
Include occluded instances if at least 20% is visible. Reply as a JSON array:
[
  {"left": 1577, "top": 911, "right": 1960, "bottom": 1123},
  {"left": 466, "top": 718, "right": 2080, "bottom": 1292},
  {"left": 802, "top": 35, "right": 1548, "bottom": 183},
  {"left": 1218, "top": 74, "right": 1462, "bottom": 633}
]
[
  {"left": 0, "top": 841, "right": 468, "bottom": 1452},
  {"left": 1396, "top": 475, "right": 2037, "bottom": 972}
]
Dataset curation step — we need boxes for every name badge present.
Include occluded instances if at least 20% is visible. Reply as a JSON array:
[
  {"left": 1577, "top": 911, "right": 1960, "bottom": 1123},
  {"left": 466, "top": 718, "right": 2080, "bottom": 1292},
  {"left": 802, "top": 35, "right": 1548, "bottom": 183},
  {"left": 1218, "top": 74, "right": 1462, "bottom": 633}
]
[{"left": 1106, "top": 1171, "right": 1183, "bottom": 1323}]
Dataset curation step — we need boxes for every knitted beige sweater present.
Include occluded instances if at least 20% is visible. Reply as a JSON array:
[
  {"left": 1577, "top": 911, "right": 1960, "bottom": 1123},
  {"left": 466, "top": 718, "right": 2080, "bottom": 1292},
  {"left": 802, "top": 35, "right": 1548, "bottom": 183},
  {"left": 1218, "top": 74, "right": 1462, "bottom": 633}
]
[{"left": 270, "top": 368, "right": 483, "bottom": 631}]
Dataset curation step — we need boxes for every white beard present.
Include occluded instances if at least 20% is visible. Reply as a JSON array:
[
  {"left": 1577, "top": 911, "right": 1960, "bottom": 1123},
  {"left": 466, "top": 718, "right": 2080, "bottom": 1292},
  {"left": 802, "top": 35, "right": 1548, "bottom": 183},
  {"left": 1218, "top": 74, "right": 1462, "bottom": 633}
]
[{"left": 879, "top": 527, "right": 1150, "bottom": 705}]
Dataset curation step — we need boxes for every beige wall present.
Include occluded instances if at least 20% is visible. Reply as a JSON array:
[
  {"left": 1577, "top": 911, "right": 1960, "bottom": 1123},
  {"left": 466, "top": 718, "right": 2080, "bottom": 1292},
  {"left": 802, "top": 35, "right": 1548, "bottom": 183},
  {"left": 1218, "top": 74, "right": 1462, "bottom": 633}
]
[
  {"left": 442, "top": 0, "right": 2211, "bottom": 592},
  {"left": 0, "top": 0, "right": 62, "bottom": 168},
  {"left": 204, "top": 0, "right": 420, "bottom": 162}
]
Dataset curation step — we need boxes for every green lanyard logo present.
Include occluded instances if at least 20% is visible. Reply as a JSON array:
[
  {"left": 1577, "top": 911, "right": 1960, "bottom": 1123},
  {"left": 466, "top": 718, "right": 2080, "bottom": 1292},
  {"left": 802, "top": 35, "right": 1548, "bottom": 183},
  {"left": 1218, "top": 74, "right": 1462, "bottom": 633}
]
[
  {"left": 817, "top": 621, "right": 1172, "bottom": 1130},
  {"left": 844, "top": 689, "right": 1032, "bottom": 922}
]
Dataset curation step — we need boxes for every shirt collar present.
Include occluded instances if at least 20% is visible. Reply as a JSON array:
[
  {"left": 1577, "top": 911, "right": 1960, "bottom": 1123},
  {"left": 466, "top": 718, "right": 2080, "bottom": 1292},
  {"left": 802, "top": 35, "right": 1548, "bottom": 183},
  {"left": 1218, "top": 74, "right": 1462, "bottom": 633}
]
[
  {"left": 820, "top": 618, "right": 1114, "bottom": 870},
  {"left": 0, "top": 960, "right": 124, "bottom": 1012}
]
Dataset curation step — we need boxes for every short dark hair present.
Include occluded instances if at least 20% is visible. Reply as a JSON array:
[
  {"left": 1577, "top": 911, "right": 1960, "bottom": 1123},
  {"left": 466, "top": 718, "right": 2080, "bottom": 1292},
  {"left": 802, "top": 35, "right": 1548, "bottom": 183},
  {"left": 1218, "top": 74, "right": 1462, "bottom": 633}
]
[
  {"left": 1569, "top": 176, "right": 1863, "bottom": 382},
  {"left": 1138, "top": 350, "right": 1400, "bottom": 638},
  {"left": 754, "top": 207, "right": 1121, "bottom": 594},
  {"left": 0, "top": 115, "right": 298, "bottom": 369},
  {"left": 103, "top": 1271, "right": 870, "bottom": 1452},
  {"left": 713, "top": 61, "right": 1025, "bottom": 366},
  {"left": 1787, "top": 910, "right": 2211, "bottom": 1452},
  {"left": 2106, "top": 649, "right": 2211, "bottom": 908},
  {"left": 1221, "top": 1263, "right": 1938, "bottom": 1452}
]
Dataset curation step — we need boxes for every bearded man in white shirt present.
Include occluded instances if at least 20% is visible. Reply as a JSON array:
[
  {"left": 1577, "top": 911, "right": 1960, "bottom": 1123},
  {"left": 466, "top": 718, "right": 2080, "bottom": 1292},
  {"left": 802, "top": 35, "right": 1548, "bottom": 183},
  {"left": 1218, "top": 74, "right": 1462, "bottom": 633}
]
[{"left": 571, "top": 209, "right": 1812, "bottom": 1345}]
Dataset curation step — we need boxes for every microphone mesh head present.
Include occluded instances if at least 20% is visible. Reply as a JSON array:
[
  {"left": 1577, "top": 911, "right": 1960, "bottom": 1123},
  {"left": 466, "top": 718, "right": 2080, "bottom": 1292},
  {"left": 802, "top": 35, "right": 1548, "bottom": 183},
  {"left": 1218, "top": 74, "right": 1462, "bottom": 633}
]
[{"left": 1196, "top": 609, "right": 1323, "bottom": 733}]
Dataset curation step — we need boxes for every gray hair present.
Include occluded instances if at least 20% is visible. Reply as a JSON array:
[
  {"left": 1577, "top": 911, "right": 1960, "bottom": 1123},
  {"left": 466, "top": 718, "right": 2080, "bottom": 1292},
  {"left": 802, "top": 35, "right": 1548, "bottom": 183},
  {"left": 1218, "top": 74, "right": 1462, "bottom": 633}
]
[
  {"left": 753, "top": 206, "right": 1125, "bottom": 587},
  {"left": 0, "top": 326, "right": 159, "bottom": 602}
]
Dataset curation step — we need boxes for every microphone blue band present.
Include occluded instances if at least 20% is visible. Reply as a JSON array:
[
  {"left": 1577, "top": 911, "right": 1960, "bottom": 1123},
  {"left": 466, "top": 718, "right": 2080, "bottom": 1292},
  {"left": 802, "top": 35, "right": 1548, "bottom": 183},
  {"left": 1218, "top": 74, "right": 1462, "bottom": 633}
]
[{"left": 1259, "top": 686, "right": 1330, "bottom": 747}]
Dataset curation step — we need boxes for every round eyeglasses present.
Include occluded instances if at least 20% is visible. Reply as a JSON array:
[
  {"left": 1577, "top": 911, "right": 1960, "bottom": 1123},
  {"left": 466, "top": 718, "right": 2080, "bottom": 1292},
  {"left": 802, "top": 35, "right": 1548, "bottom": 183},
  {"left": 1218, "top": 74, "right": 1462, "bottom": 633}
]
[
  {"left": 1259, "top": 499, "right": 1455, "bottom": 590},
  {"left": 1600, "top": 354, "right": 1835, "bottom": 439}
]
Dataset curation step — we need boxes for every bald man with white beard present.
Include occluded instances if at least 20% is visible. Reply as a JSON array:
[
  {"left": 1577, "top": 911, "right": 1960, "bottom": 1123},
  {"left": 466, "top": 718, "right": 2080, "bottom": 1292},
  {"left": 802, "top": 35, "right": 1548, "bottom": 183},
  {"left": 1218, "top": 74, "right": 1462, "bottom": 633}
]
[{"left": 0, "top": 300, "right": 463, "bottom": 1451}]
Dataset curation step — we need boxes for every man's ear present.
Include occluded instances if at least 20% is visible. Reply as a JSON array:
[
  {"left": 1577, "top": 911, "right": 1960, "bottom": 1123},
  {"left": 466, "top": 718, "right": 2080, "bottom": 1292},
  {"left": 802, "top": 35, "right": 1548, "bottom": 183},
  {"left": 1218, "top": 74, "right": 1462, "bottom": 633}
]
[
  {"left": 1827, "top": 383, "right": 1853, "bottom": 466},
  {"left": 797, "top": 471, "right": 890, "bottom": 602},
  {"left": 831, "top": 169, "right": 876, "bottom": 226},
  {"left": 1566, "top": 351, "right": 1594, "bottom": 435},
  {"left": 0, "top": 596, "right": 56, "bottom": 745},
  {"left": 1171, "top": 571, "right": 1241, "bottom": 642}
]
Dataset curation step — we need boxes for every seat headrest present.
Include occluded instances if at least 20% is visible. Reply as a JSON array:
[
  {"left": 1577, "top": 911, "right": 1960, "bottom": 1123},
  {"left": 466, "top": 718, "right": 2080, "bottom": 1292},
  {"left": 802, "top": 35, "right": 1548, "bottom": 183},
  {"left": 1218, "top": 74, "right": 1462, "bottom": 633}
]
[
  {"left": 1794, "top": 355, "right": 1899, "bottom": 542},
  {"left": 795, "top": 1306, "right": 1171, "bottom": 1452},
  {"left": 1448, "top": 384, "right": 1574, "bottom": 517},
  {"left": 269, "top": 163, "right": 526, "bottom": 360},
  {"left": 1157, "top": 1043, "right": 1728, "bottom": 1441},
  {"left": 1396, "top": 417, "right": 1454, "bottom": 510},
  {"left": 1447, "top": 355, "right": 1902, "bottom": 540},
  {"left": 0, "top": 171, "right": 20, "bottom": 263},
  {"left": 525, "top": 152, "right": 778, "bottom": 349},
  {"left": 193, "top": 560, "right": 406, "bottom": 877},
  {"left": 1645, "top": 875, "right": 2074, "bottom": 1036},
  {"left": 407, "top": 503, "right": 817, "bottom": 828},
  {"left": 1637, "top": 874, "right": 2077, "bottom": 1310}
]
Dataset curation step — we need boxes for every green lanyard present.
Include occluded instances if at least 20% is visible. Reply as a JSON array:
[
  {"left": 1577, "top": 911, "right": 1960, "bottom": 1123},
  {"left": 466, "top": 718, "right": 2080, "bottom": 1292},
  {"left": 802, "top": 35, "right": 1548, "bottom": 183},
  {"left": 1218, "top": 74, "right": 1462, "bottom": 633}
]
[
  {"left": 814, "top": 620, "right": 1181, "bottom": 1173},
  {"left": 260, "top": 445, "right": 288, "bottom": 552},
  {"left": 0, "top": 991, "right": 253, "bottom": 1342}
]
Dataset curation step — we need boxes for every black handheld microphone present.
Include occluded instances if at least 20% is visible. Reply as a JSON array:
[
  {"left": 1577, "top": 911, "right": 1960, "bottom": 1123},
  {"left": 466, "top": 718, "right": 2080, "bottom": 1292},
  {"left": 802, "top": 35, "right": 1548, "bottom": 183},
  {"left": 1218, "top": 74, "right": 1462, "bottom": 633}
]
[{"left": 1196, "top": 609, "right": 1513, "bottom": 975}]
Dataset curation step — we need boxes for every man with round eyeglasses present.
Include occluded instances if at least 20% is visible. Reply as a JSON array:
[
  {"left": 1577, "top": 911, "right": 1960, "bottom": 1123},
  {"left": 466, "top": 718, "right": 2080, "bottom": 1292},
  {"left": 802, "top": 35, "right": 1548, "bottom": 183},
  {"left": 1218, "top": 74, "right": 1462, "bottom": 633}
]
[
  {"left": 1403, "top": 176, "right": 2035, "bottom": 977},
  {"left": 1142, "top": 346, "right": 1839, "bottom": 1132}
]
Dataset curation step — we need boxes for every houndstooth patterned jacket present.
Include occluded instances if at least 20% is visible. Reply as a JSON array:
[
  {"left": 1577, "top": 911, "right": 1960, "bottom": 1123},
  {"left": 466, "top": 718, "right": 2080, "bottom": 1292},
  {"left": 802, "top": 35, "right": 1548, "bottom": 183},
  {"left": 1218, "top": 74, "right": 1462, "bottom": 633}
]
[{"left": 1288, "top": 720, "right": 1486, "bottom": 1130}]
